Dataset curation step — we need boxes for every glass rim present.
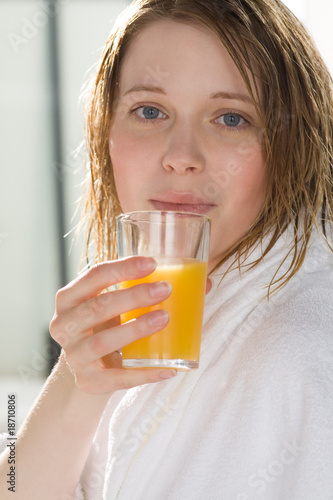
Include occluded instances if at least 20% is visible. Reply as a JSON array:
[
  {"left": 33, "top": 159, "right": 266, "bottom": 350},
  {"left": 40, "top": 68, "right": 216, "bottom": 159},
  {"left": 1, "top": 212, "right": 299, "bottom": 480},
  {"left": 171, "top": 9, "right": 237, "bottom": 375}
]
[{"left": 116, "top": 210, "right": 211, "bottom": 224}]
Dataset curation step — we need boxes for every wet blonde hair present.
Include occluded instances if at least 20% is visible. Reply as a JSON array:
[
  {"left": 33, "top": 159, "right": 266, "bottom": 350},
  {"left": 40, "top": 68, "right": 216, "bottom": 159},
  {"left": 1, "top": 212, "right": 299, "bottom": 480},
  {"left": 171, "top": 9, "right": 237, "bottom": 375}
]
[{"left": 82, "top": 0, "right": 333, "bottom": 293}]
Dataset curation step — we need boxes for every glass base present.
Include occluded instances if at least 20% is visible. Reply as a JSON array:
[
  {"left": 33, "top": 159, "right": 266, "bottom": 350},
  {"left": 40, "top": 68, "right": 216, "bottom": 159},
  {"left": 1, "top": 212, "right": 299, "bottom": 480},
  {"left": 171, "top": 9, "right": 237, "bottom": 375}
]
[{"left": 122, "top": 358, "right": 199, "bottom": 371}]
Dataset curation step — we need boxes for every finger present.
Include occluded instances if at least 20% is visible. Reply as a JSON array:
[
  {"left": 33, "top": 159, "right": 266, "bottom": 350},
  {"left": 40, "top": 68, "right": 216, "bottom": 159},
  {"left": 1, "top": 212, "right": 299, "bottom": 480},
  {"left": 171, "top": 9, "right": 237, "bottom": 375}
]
[
  {"left": 205, "top": 277, "right": 212, "bottom": 294},
  {"left": 101, "top": 350, "right": 123, "bottom": 369},
  {"left": 69, "top": 309, "right": 169, "bottom": 365},
  {"left": 50, "top": 316, "right": 121, "bottom": 348},
  {"left": 51, "top": 280, "right": 172, "bottom": 342},
  {"left": 56, "top": 256, "right": 157, "bottom": 311},
  {"left": 74, "top": 364, "right": 177, "bottom": 394},
  {"left": 94, "top": 316, "right": 120, "bottom": 334}
]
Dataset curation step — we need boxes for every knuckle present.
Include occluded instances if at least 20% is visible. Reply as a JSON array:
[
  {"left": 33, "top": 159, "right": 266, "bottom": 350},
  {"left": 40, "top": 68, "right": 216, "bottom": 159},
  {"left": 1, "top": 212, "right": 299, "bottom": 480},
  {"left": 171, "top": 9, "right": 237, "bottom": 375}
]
[
  {"left": 88, "top": 334, "right": 106, "bottom": 357},
  {"left": 86, "top": 263, "right": 101, "bottom": 280},
  {"left": 127, "top": 282, "right": 151, "bottom": 306},
  {"left": 128, "top": 317, "right": 144, "bottom": 339},
  {"left": 126, "top": 314, "right": 152, "bottom": 339},
  {"left": 76, "top": 293, "right": 112, "bottom": 325},
  {"left": 49, "top": 313, "right": 80, "bottom": 344},
  {"left": 76, "top": 301, "right": 97, "bottom": 323},
  {"left": 64, "top": 320, "right": 80, "bottom": 338},
  {"left": 94, "top": 292, "right": 111, "bottom": 312},
  {"left": 137, "top": 313, "right": 154, "bottom": 334},
  {"left": 55, "top": 287, "right": 67, "bottom": 309},
  {"left": 113, "top": 257, "right": 140, "bottom": 284},
  {"left": 112, "top": 261, "right": 126, "bottom": 284},
  {"left": 49, "top": 315, "right": 63, "bottom": 341},
  {"left": 49, "top": 314, "right": 57, "bottom": 334},
  {"left": 117, "top": 256, "right": 148, "bottom": 281},
  {"left": 128, "top": 256, "right": 142, "bottom": 275},
  {"left": 84, "top": 262, "right": 111, "bottom": 288},
  {"left": 85, "top": 264, "right": 103, "bottom": 284},
  {"left": 124, "top": 284, "right": 139, "bottom": 303}
]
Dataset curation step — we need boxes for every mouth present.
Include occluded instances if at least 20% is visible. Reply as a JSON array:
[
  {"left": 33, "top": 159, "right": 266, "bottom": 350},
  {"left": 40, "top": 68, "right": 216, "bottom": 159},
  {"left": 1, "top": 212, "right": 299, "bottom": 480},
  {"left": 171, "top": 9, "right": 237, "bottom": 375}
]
[{"left": 150, "top": 191, "right": 216, "bottom": 215}]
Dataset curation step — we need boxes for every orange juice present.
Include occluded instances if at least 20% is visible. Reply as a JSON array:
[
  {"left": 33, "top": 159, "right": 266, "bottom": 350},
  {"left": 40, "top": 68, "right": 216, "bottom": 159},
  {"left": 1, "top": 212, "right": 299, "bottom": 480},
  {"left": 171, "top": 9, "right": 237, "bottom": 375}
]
[{"left": 120, "top": 258, "right": 207, "bottom": 370}]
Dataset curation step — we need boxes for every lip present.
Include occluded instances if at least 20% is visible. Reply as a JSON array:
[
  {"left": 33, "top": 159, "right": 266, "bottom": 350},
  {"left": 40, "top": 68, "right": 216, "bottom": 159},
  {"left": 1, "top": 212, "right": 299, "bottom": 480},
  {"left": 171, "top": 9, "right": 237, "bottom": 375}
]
[{"left": 150, "top": 191, "right": 216, "bottom": 215}]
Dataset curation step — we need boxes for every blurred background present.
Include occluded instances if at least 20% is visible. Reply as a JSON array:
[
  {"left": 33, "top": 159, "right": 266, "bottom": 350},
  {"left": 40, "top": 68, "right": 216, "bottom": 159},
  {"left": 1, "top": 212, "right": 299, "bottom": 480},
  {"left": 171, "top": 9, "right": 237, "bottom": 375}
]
[{"left": 0, "top": 0, "right": 332, "bottom": 432}]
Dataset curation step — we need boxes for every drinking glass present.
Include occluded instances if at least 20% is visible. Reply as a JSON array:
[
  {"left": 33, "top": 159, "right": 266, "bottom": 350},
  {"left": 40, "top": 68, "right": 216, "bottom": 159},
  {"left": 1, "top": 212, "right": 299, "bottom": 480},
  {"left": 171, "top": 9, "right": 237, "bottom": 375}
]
[{"left": 117, "top": 210, "right": 210, "bottom": 371}]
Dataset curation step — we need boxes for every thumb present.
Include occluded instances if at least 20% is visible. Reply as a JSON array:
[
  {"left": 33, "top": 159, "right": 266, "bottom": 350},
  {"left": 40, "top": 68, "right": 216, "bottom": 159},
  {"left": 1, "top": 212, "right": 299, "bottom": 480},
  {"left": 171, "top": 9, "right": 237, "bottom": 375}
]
[{"left": 205, "top": 277, "right": 212, "bottom": 295}]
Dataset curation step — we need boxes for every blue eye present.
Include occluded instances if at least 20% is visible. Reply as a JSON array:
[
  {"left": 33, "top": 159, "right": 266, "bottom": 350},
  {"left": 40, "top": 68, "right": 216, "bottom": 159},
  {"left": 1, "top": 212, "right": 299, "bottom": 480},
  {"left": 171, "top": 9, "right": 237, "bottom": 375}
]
[
  {"left": 224, "top": 113, "right": 241, "bottom": 126},
  {"left": 136, "top": 106, "right": 163, "bottom": 119},
  {"left": 216, "top": 113, "right": 246, "bottom": 128}
]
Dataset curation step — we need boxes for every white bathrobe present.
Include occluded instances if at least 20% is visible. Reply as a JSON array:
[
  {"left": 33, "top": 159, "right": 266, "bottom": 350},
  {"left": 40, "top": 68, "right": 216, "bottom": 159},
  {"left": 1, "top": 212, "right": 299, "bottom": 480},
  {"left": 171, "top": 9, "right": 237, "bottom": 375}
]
[
  {"left": 76, "top": 227, "right": 333, "bottom": 499},
  {"left": 2, "top": 228, "right": 331, "bottom": 499}
]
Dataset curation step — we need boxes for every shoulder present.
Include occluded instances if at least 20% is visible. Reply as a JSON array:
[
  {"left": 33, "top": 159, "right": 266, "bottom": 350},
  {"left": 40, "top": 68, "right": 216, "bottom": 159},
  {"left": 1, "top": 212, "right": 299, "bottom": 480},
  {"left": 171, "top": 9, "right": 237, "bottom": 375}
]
[
  {"left": 238, "top": 263, "right": 333, "bottom": 393},
  {"left": 266, "top": 232, "right": 333, "bottom": 340},
  {"left": 210, "top": 230, "right": 333, "bottom": 374},
  {"left": 230, "top": 231, "right": 333, "bottom": 384},
  {"left": 258, "top": 229, "right": 333, "bottom": 343}
]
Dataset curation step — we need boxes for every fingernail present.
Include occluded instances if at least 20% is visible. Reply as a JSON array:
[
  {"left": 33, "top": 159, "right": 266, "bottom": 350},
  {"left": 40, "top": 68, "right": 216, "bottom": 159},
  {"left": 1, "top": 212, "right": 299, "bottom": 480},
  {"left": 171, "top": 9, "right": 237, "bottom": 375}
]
[
  {"left": 148, "top": 310, "right": 169, "bottom": 327},
  {"left": 159, "top": 369, "right": 177, "bottom": 380},
  {"left": 137, "top": 257, "right": 157, "bottom": 271},
  {"left": 150, "top": 281, "right": 172, "bottom": 298}
]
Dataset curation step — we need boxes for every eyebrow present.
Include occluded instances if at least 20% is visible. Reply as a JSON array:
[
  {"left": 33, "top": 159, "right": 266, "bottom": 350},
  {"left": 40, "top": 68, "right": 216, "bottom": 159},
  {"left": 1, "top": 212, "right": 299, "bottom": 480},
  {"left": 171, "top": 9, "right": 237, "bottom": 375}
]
[
  {"left": 123, "top": 85, "right": 166, "bottom": 97},
  {"left": 209, "top": 91, "right": 253, "bottom": 104},
  {"left": 123, "top": 85, "right": 253, "bottom": 104}
]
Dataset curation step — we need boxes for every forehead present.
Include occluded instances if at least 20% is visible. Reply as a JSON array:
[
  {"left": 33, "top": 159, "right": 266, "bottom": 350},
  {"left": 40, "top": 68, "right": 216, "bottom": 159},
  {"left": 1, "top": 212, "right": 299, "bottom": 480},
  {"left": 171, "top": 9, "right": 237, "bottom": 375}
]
[{"left": 118, "top": 19, "right": 257, "bottom": 98}]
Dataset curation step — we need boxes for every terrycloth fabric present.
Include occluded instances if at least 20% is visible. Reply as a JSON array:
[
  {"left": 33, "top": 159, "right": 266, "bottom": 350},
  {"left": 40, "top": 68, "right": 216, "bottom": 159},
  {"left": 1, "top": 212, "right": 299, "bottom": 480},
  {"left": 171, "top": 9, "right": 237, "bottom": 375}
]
[{"left": 80, "top": 227, "right": 333, "bottom": 500}]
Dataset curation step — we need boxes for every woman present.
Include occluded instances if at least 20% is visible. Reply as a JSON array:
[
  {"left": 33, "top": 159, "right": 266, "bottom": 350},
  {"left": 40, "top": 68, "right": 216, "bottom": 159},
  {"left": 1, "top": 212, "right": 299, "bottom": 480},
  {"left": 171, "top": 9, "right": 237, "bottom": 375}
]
[{"left": 1, "top": 0, "right": 332, "bottom": 498}]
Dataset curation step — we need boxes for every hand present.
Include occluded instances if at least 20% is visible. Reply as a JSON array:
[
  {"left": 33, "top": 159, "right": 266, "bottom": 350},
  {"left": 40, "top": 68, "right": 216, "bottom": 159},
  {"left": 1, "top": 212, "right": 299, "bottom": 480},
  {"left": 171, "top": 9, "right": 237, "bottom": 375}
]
[
  {"left": 49, "top": 256, "right": 176, "bottom": 394},
  {"left": 206, "top": 277, "right": 212, "bottom": 294}
]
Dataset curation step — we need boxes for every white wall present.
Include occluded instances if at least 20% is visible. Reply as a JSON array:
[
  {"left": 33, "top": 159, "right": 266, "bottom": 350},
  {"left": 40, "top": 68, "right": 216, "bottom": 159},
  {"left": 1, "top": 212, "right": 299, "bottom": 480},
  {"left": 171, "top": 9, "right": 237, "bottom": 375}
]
[
  {"left": 0, "top": 1, "right": 60, "bottom": 376},
  {"left": 305, "top": 0, "right": 333, "bottom": 75},
  {"left": 0, "top": 1, "right": 128, "bottom": 431},
  {"left": 57, "top": 0, "right": 130, "bottom": 280},
  {"left": 284, "top": 0, "right": 333, "bottom": 74}
]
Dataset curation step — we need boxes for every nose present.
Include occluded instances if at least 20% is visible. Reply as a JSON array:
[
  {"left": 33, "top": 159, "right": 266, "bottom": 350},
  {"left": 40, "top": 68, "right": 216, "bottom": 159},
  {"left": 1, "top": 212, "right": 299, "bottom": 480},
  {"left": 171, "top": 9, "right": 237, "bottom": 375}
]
[{"left": 161, "top": 121, "right": 205, "bottom": 174}]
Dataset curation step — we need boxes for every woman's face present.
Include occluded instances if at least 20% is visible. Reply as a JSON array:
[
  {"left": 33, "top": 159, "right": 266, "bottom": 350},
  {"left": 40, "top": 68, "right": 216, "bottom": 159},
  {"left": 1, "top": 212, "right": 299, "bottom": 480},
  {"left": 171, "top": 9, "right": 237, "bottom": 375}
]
[{"left": 109, "top": 20, "right": 265, "bottom": 269}]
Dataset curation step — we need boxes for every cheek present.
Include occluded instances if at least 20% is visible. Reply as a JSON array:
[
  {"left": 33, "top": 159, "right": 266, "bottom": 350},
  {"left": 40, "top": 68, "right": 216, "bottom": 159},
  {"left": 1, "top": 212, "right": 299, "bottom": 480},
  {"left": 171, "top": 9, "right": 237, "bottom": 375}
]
[
  {"left": 110, "top": 126, "right": 161, "bottom": 176},
  {"left": 232, "top": 150, "right": 266, "bottom": 210},
  {"left": 109, "top": 133, "right": 135, "bottom": 209},
  {"left": 109, "top": 120, "right": 142, "bottom": 174},
  {"left": 209, "top": 139, "right": 265, "bottom": 201},
  {"left": 109, "top": 129, "right": 159, "bottom": 212}
]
